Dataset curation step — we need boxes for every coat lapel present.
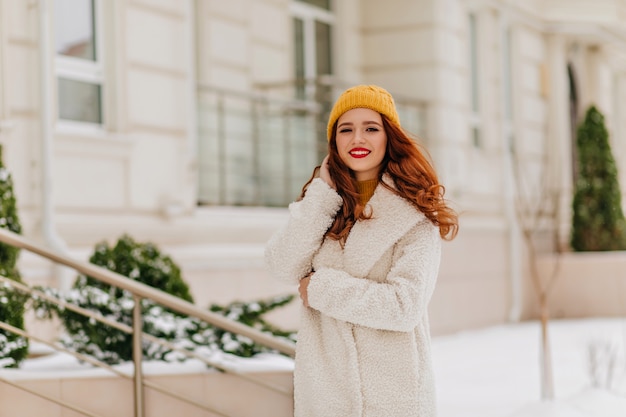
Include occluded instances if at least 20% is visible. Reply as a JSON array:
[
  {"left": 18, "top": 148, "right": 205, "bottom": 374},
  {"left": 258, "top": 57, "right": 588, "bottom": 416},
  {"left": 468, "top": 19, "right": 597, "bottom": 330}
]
[{"left": 342, "top": 176, "right": 425, "bottom": 277}]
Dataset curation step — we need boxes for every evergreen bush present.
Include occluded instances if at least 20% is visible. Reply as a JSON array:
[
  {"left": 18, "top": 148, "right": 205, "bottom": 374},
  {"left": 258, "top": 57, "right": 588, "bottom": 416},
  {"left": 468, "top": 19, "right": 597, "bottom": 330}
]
[
  {"left": 37, "top": 234, "right": 195, "bottom": 364},
  {"left": 570, "top": 105, "right": 626, "bottom": 251},
  {"left": 208, "top": 294, "right": 296, "bottom": 357},
  {"left": 0, "top": 145, "right": 29, "bottom": 368},
  {"left": 32, "top": 234, "right": 296, "bottom": 364}
]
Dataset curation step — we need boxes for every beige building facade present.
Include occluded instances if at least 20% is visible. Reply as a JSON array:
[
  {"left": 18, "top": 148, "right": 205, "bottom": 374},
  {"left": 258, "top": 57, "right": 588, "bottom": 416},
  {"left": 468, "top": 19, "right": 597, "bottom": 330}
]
[{"left": 1, "top": 0, "right": 625, "bottom": 334}]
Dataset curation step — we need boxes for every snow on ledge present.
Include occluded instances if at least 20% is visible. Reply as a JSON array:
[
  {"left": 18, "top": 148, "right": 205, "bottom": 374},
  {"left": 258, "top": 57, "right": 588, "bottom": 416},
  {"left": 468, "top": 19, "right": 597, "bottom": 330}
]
[{"left": 0, "top": 347, "right": 294, "bottom": 381}]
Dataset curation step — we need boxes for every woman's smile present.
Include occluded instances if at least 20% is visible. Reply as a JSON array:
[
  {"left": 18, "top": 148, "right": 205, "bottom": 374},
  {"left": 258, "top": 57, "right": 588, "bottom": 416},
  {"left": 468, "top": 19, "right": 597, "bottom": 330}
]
[{"left": 349, "top": 148, "right": 371, "bottom": 158}]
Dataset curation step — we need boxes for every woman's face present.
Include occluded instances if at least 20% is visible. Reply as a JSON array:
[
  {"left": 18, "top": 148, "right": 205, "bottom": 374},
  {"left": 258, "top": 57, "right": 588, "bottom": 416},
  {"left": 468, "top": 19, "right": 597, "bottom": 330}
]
[{"left": 335, "top": 108, "right": 387, "bottom": 181}]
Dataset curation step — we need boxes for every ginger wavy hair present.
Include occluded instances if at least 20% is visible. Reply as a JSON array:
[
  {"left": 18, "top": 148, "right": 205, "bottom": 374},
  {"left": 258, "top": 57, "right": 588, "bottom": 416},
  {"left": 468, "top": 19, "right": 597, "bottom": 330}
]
[{"left": 300, "top": 115, "right": 459, "bottom": 243}]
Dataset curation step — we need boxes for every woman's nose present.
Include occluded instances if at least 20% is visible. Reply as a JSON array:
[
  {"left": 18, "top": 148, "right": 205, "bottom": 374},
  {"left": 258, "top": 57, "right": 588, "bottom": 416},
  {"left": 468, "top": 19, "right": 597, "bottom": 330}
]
[{"left": 353, "top": 130, "right": 366, "bottom": 143}]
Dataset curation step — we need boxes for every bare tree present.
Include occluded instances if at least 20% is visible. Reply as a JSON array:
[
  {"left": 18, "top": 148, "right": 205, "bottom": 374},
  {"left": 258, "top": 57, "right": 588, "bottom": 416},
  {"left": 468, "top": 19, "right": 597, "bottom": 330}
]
[{"left": 511, "top": 147, "right": 564, "bottom": 400}]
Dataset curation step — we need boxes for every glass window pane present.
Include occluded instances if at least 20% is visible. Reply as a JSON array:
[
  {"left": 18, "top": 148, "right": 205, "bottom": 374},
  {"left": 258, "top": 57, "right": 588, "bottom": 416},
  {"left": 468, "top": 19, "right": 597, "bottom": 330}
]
[
  {"left": 472, "top": 126, "right": 481, "bottom": 148},
  {"left": 58, "top": 78, "right": 102, "bottom": 124},
  {"left": 294, "top": 18, "right": 305, "bottom": 99},
  {"left": 295, "top": 0, "right": 331, "bottom": 10},
  {"left": 315, "top": 21, "right": 332, "bottom": 75},
  {"left": 55, "top": 0, "right": 96, "bottom": 61},
  {"left": 469, "top": 13, "right": 479, "bottom": 112}
]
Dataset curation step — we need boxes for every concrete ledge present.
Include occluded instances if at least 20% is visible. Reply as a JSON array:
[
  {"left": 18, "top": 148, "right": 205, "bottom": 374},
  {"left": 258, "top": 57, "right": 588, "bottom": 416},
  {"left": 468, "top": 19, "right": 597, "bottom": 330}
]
[
  {"left": 536, "top": 251, "right": 626, "bottom": 318},
  {"left": 0, "top": 360, "right": 293, "bottom": 417}
]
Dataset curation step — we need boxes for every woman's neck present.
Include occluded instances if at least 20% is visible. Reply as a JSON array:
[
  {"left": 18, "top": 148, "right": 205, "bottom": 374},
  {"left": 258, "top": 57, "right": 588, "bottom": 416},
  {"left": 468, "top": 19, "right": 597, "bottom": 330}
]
[{"left": 357, "top": 178, "right": 378, "bottom": 205}]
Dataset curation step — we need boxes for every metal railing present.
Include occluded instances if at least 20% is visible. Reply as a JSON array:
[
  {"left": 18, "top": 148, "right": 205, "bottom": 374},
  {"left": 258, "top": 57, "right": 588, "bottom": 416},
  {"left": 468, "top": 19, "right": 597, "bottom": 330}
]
[
  {"left": 197, "top": 83, "right": 323, "bottom": 207},
  {"left": 0, "top": 227, "right": 295, "bottom": 417},
  {"left": 197, "top": 77, "right": 429, "bottom": 207}
]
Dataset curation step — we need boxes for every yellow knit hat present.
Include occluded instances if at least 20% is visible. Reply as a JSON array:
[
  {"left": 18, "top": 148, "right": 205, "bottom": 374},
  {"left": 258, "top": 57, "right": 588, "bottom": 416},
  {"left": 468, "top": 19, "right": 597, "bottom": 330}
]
[{"left": 326, "top": 84, "right": 400, "bottom": 141}]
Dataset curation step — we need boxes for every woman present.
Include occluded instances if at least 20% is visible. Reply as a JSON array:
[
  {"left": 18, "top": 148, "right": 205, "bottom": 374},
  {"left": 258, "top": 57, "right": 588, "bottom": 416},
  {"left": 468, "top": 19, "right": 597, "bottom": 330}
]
[{"left": 265, "top": 85, "right": 458, "bottom": 417}]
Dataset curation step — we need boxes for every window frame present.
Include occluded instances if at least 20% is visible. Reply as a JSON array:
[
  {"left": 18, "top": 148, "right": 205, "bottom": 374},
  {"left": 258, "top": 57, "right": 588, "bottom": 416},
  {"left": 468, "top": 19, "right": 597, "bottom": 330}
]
[
  {"left": 295, "top": 0, "right": 331, "bottom": 11},
  {"left": 54, "top": 0, "right": 106, "bottom": 132},
  {"left": 290, "top": 0, "right": 334, "bottom": 83},
  {"left": 468, "top": 11, "right": 483, "bottom": 149},
  {"left": 501, "top": 23, "right": 515, "bottom": 153}
]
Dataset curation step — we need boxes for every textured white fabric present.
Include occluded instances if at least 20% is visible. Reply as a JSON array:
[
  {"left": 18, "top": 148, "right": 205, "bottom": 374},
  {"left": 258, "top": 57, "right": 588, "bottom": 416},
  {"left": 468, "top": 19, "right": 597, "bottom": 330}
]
[{"left": 265, "top": 176, "right": 441, "bottom": 417}]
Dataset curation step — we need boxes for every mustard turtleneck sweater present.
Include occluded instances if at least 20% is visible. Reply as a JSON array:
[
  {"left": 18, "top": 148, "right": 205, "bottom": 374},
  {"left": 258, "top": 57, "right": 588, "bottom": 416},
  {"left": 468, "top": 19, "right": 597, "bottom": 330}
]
[{"left": 357, "top": 179, "right": 378, "bottom": 205}]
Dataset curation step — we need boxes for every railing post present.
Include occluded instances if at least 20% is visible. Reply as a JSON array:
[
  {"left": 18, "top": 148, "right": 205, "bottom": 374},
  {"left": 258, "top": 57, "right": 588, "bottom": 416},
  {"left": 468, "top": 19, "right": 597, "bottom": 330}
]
[{"left": 132, "top": 295, "right": 145, "bottom": 417}]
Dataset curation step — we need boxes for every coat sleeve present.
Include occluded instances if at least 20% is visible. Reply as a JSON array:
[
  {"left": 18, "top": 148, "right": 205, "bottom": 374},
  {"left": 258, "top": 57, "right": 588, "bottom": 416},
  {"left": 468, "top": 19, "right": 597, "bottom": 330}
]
[
  {"left": 264, "top": 178, "right": 343, "bottom": 285},
  {"left": 306, "top": 219, "right": 441, "bottom": 332}
]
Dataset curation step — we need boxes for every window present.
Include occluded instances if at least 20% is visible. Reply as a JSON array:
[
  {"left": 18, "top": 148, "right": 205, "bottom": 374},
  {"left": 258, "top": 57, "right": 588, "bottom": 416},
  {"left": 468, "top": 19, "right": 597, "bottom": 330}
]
[
  {"left": 54, "top": 0, "right": 104, "bottom": 126},
  {"left": 502, "top": 25, "right": 514, "bottom": 153},
  {"left": 291, "top": 0, "right": 333, "bottom": 99},
  {"left": 469, "top": 12, "right": 482, "bottom": 148},
  {"left": 292, "top": 0, "right": 334, "bottom": 163},
  {"left": 197, "top": 1, "right": 336, "bottom": 207},
  {"left": 568, "top": 63, "right": 579, "bottom": 183}
]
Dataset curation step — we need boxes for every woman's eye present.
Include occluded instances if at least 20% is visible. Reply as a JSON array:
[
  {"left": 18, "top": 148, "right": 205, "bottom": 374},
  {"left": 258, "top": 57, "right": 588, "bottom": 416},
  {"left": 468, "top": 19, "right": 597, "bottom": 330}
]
[
  {"left": 339, "top": 128, "right": 352, "bottom": 133},
  {"left": 366, "top": 127, "right": 379, "bottom": 132}
]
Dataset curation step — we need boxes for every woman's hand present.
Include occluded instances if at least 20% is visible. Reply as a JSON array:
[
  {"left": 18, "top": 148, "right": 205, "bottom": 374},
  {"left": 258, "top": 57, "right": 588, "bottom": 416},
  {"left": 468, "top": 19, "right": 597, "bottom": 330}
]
[
  {"left": 319, "top": 155, "right": 335, "bottom": 189},
  {"left": 299, "top": 272, "right": 313, "bottom": 307}
]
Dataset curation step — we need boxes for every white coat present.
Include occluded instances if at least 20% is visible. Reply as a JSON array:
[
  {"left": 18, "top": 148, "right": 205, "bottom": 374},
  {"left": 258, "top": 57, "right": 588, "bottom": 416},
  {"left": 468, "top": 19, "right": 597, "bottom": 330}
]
[{"left": 265, "top": 175, "right": 441, "bottom": 417}]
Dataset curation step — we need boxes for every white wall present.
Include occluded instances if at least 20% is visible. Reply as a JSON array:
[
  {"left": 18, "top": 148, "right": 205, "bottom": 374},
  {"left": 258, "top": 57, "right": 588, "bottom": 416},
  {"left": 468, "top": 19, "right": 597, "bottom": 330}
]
[
  {"left": 542, "top": 0, "right": 626, "bottom": 23},
  {"left": 0, "top": 0, "right": 41, "bottom": 230},
  {"left": 195, "top": 0, "right": 291, "bottom": 90}
]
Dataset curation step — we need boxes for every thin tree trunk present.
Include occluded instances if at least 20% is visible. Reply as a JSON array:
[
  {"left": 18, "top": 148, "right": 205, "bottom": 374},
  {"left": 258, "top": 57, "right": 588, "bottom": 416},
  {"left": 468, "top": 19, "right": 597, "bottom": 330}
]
[
  {"left": 539, "top": 300, "right": 555, "bottom": 400},
  {"left": 525, "top": 230, "right": 556, "bottom": 400}
]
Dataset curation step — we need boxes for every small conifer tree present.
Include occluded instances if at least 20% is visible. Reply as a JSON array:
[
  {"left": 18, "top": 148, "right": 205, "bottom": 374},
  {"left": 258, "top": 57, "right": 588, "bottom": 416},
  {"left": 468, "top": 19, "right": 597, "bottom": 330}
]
[
  {"left": 570, "top": 105, "right": 626, "bottom": 251},
  {"left": 32, "top": 234, "right": 297, "bottom": 364},
  {"left": 208, "top": 294, "right": 296, "bottom": 357},
  {"left": 58, "top": 234, "right": 195, "bottom": 364},
  {"left": 0, "top": 145, "right": 29, "bottom": 368}
]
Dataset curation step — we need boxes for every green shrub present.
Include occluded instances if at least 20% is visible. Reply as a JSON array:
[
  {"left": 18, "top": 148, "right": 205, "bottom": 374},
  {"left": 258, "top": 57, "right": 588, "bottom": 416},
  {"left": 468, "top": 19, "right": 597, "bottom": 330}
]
[
  {"left": 32, "top": 234, "right": 296, "bottom": 365},
  {"left": 52, "top": 234, "right": 194, "bottom": 364},
  {"left": 0, "top": 145, "right": 29, "bottom": 368},
  {"left": 208, "top": 294, "right": 296, "bottom": 357},
  {"left": 570, "top": 106, "right": 626, "bottom": 251}
]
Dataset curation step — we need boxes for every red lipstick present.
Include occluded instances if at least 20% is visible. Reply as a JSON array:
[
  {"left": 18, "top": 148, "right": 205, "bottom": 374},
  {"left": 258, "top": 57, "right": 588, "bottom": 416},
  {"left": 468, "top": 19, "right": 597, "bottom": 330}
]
[{"left": 349, "top": 148, "right": 370, "bottom": 159}]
